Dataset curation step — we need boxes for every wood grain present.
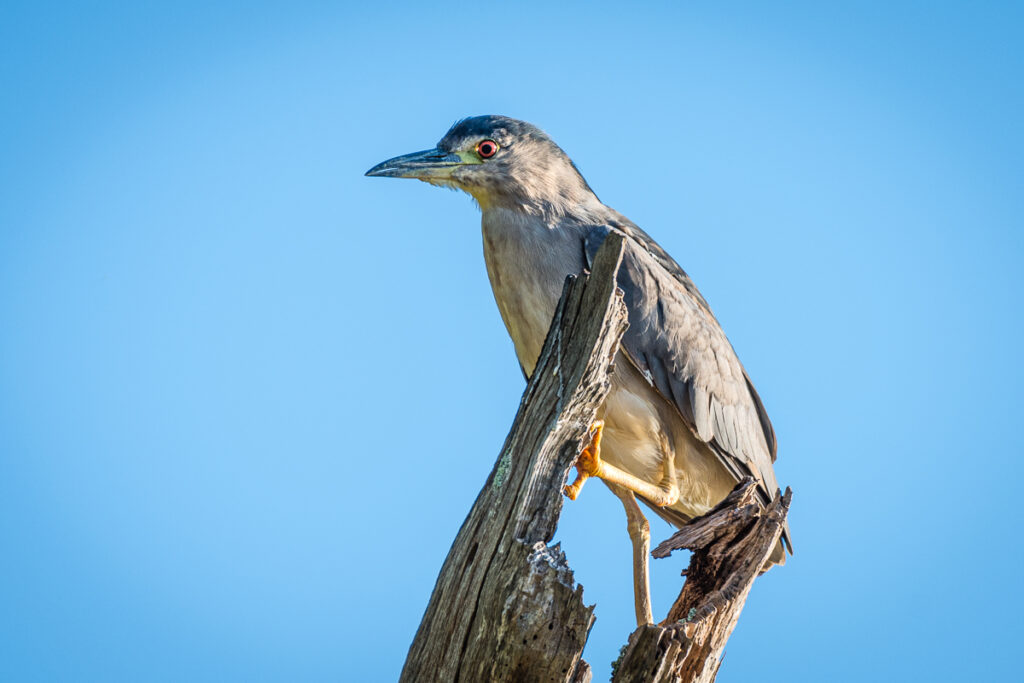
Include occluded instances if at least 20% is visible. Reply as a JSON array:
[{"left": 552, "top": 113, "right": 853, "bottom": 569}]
[{"left": 400, "top": 232, "right": 628, "bottom": 683}]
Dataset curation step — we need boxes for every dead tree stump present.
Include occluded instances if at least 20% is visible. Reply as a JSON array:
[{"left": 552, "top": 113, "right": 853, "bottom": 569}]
[
  {"left": 399, "top": 232, "right": 629, "bottom": 683},
  {"left": 611, "top": 481, "right": 791, "bottom": 683},
  {"left": 399, "top": 231, "right": 791, "bottom": 683}
]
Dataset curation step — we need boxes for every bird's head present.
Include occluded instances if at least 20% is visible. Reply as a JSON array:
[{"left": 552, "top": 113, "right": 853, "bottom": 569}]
[{"left": 365, "top": 115, "right": 598, "bottom": 216}]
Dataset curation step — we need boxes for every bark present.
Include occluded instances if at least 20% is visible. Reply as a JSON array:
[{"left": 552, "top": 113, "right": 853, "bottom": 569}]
[
  {"left": 399, "top": 232, "right": 629, "bottom": 683},
  {"left": 399, "top": 230, "right": 792, "bottom": 683}
]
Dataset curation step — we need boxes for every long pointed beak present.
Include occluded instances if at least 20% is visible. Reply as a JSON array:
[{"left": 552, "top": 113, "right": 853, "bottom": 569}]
[{"left": 364, "top": 148, "right": 465, "bottom": 179}]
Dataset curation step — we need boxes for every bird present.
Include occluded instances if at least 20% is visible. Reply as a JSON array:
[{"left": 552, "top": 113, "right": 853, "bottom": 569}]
[{"left": 366, "top": 115, "right": 790, "bottom": 627}]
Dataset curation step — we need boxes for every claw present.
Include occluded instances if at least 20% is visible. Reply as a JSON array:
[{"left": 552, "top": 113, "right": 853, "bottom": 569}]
[{"left": 563, "top": 477, "right": 585, "bottom": 501}]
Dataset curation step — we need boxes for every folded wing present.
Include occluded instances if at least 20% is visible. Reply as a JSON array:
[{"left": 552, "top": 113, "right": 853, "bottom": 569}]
[{"left": 584, "top": 225, "right": 782, "bottom": 514}]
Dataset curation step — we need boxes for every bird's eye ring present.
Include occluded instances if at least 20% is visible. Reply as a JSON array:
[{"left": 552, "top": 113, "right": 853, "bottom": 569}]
[{"left": 477, "top": 139, "right": 498, "bottom": 159}]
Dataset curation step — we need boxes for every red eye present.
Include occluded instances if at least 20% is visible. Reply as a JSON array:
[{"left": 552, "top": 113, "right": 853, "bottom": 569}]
[{"left": 477, "top": 139, "right": 498, "bottom": 158}]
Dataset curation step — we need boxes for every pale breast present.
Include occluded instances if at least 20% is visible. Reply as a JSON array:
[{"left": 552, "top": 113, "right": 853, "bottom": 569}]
[{"left": 481, "top": 209, "right": 586, "bottom": 375}]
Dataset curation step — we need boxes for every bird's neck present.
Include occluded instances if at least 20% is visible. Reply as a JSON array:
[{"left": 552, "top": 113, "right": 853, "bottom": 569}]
[
  {"left": 469, "top": 163, "right": 606, "bottom": 222},
  {"left": 476, "top": 192, "right": 608, "bottom": 225}
]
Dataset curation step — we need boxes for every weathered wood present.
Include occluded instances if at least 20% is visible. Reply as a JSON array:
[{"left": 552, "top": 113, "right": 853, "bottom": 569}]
[
  {"left": 400, "top": 232, "right": 629, "bottom": 683},
  {"left": 611, "top": 480, "right": 792, "bottom": 683}
]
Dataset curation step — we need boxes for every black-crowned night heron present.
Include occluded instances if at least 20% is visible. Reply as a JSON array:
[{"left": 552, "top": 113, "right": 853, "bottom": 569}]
[{"left": 366, "top": 116, "right": 791, "bottom": 626}]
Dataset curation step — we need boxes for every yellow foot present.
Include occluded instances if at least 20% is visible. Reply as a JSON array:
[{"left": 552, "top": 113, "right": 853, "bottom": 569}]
[{"left": 563, "top": 421, "right": 605, "bottom": 500}]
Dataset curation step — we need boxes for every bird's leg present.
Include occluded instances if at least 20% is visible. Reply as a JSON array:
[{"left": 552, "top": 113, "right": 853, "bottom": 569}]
[
  {"left": 653, "top": 432, "right": 679, "bottom": 507},
  {"left": 563, "top": 421, "right": 604, "bottom": 500},
  {"left": 564, "top": 421, "right": 680, "bottom": 507},
  {"left": 606, "top": 482, "right": 654, "bottom": 626}
]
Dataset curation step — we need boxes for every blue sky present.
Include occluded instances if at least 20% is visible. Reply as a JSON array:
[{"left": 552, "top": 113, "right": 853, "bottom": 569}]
[{"left": 1, "top": 2, "right": 1021, "bottom": 681}]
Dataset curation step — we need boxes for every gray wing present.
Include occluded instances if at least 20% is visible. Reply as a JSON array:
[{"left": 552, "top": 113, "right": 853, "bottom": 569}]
[{"left": 584, "top": 224, "right": 782, "bottom": 510}]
